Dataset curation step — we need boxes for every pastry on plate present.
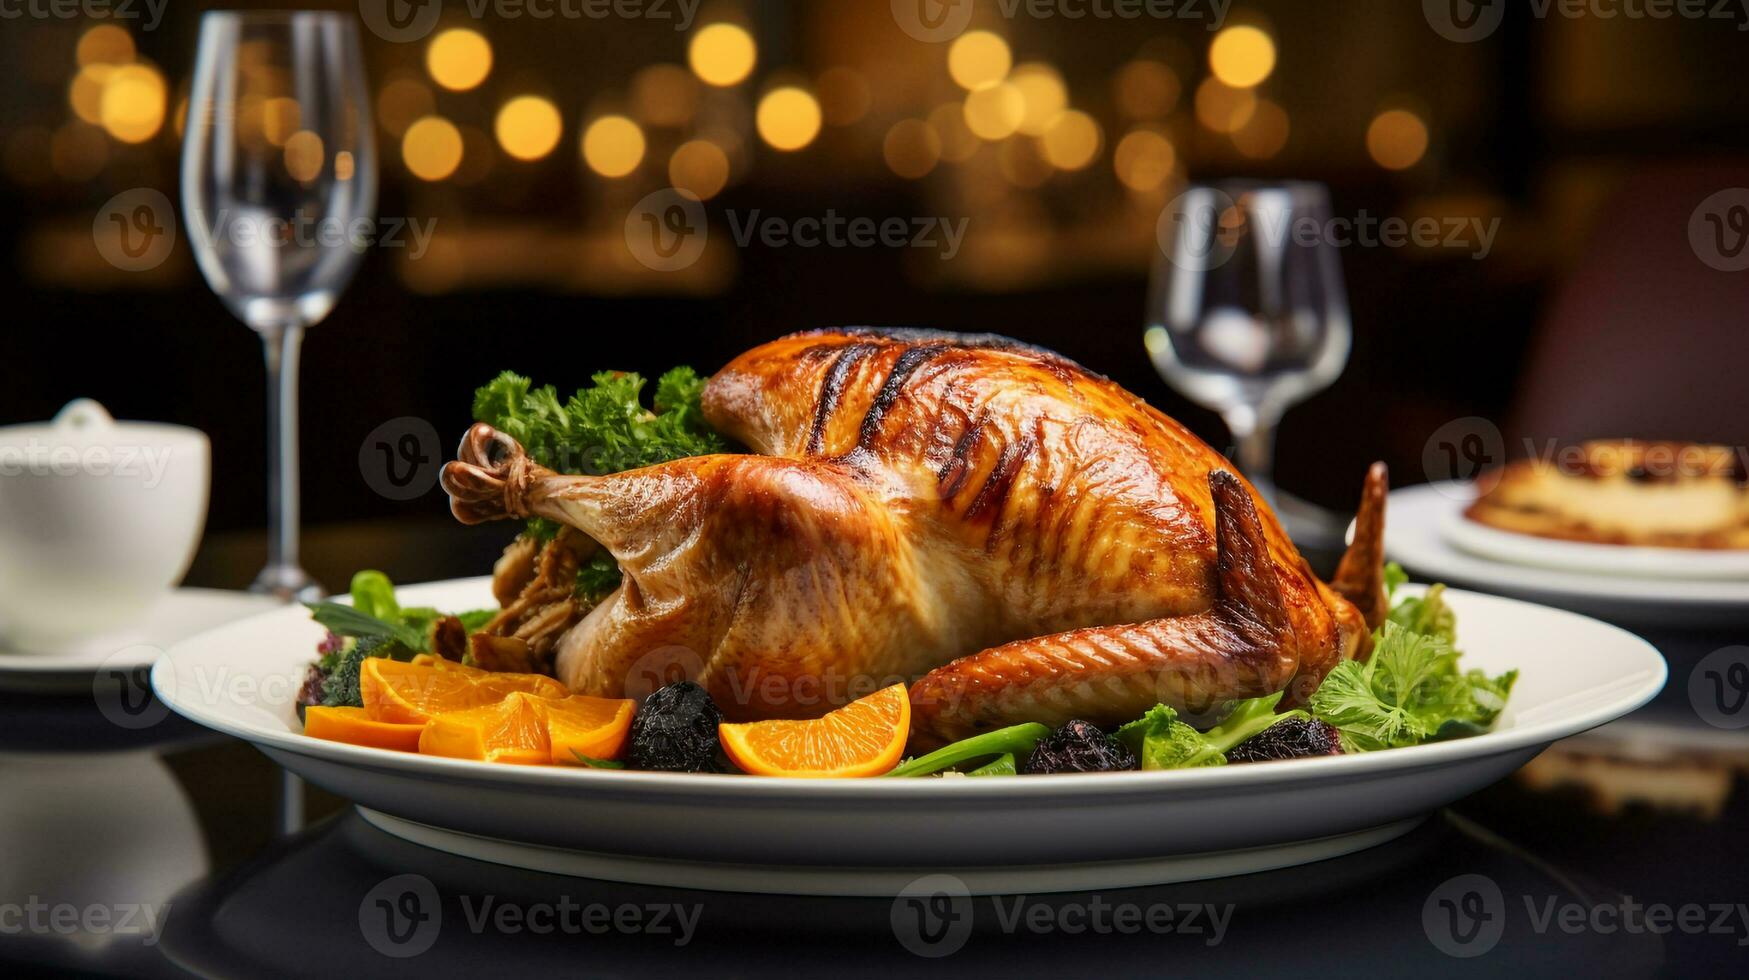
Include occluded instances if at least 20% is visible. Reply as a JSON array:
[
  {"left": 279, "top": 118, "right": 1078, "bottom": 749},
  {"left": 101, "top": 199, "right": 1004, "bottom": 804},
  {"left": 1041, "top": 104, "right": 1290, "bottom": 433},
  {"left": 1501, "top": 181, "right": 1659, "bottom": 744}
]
[{"left": 1465, "top": 440, "right": 1749, "bottom": 549}]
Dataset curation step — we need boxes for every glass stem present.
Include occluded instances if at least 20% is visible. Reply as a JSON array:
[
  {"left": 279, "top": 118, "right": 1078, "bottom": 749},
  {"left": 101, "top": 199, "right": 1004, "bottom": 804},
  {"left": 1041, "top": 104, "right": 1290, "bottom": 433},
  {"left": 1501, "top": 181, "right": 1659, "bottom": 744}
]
[
  {"left": 253, "top": 322, "right": 317, "bottom": 600},
  {"left": 1224, "top": 404, "right": 1280, "bottom": 506}
]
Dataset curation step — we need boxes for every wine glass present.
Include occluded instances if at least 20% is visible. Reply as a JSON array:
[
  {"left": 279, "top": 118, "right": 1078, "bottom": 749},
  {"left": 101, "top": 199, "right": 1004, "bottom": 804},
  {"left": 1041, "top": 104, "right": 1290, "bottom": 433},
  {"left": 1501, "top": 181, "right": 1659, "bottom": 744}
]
[
  {"left": 1144, "top": 181, "right": 1351, "bottom": 543},
  {"left": 181, "top": 11, "right": 377, "bottom": 601}
]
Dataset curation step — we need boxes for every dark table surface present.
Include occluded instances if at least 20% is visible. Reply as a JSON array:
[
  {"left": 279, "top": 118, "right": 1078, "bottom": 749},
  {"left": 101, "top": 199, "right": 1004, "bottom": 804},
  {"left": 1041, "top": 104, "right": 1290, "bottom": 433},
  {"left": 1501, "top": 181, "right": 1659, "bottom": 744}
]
[{"left": 3, "top": 519, "right": 1747, "bottom": 978}]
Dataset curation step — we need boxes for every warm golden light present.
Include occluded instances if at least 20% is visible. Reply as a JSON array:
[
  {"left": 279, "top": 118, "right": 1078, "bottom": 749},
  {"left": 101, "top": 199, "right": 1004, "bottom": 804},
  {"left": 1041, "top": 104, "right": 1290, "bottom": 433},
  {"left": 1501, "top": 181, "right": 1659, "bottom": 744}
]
[
  {"left": 402, "top": 115, "right": 464, "bottom": 181},
  {"left": 1040, "top": 109, "right": 1100, "bottom": 170},
  {"left": 668, "top": 138, "right": 730, "bottom": 199},
  {"left": 1113, "top": 60, "right": 1180, "bottom": 120},
  {"left": 334, "top": 150, "right": 356, "bottom": 181},
  {"left": 1367, "top": 108, "right": 1429, "bottom": 170},
  {"left": 77, "top": 24, "right": 134, "bottom": 67},
  {"left": 755, "top": 86, "right": 822, "bottom": 151},
  {"left": 99, "top": 63, "right": 167, "bottom": 144},
  {"left": 262, "top": 97, "right": 301, "bottom": 146},
  {"left": 1209, "top": 25, "right": 1276, "bottom": 88},
  {"left": 495, "top": 96, "right": 562, "bottom": 161},
  {"left": 282, "top": 130, "right": 324, "bottom": 182},
  {"left": 581, "top": 114, "right": 646, "bottom": 178},
  {"left": 1194, "top": 77, "right": 1256, "bottom": 133},
  {"left": 689, "top": 23, "right": 757, "bottom": 87},
  {"left": 928, "top": 102, "right": 980, "bottom": 162},
  {"left": 948, "top": 30, "right": 1011, "bottom": 91},
  {"left": 997, "top": 137, "right": 1052, "bottom": 188},
  {"left": 631, "top": 63, "right": 699, "bottom": 126},
  {"left": 454, "top": 126, "right": 496, "bottom": 185},
  {"left": 1113, "top": 127, "right": 1176, "bottom": 191},
  {"left": 1009, "top": 63, "right": 1066, "bottom": 136},
  {"left": 1233, "top": 99, "right": 1289, "bottom": 159},
  {"left": 882, "top": 119, "right": 941, "bottom": 179},
  {"left": 69, "top": 65, "right": 113, "bottom": 126},
  {"left": 377, "top": 78, "right": 435, "bottom": 137},
  {"left": 962, "top": 82, "right": 1024, "bottom": 140},
  {"left": 426, "top": 28, "right": 492, "bottom": 92},
  {"left": 816, "top": 66, "right": 871, "bottom": 126}
]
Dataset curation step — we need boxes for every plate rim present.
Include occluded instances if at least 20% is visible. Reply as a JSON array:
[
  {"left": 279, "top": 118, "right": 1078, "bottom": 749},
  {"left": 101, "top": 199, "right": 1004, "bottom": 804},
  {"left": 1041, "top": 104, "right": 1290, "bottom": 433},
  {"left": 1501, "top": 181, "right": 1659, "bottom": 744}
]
[
  {"left": 151, "top": 576, "right": 1667, "bottom": 801},
  {"left": 1437, "top": 499, "right": 1749, "bottom": 580}
]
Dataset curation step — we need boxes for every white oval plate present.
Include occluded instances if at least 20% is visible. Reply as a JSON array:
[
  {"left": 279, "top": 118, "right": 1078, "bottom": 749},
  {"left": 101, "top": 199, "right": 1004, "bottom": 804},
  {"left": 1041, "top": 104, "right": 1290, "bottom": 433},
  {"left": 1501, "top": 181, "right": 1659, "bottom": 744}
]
[
  {"left": 1387, "top": 483, "right": 1749, "bottom": 627},
  {"left": 153, "top": 577, "right": 1664, "bottom": 895},
  {"left": 1438, "top": 498, "right": 1749, "bottom": 581}
]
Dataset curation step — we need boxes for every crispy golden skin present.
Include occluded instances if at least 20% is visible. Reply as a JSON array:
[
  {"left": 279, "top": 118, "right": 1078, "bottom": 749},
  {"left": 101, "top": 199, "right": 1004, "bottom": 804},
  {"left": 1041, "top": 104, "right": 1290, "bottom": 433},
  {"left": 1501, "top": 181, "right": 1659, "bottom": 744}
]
[{"left": 442, "top": 329, "right": 1386, "bottom": 744}]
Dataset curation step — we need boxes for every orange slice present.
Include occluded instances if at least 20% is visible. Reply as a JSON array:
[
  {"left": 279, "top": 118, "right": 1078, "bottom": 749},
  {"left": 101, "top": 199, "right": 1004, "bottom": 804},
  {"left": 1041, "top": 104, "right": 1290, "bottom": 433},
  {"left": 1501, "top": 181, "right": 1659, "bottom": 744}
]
[
  {"left": 718, "top": 683, "right": 911, "bottom": 777},
  {"left": 418, "top": 691, "right": 637, "bottom": 766},
  {"left": 303, "top": 705, "right": 424, "bottom": 752},
  {"left": 544, "top": 695, "right": 636, "bottom": 765},
  {"left": 360, "top": 658, "right": 566, "bottom": 724},
  {"left": 419, "top": 692, "right": 552, "bottom": 765}
]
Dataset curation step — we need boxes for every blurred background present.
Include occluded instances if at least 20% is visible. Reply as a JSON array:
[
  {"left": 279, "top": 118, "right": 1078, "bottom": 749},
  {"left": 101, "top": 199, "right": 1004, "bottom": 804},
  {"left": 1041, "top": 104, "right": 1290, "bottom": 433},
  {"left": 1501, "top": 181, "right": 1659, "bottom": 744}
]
[{"left": 4, "top": 0, "right": 1748, "bottom": 554}]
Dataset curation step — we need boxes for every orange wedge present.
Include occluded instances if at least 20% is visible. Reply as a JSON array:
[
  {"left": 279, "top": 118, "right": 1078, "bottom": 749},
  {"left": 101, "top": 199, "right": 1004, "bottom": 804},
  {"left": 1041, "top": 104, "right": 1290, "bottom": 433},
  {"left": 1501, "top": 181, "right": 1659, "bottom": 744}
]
[
  {"left": 360, "top": 657, "right": 567, "bottom": 724},
  {"left": 303, "top": 705, "right": 424, "bottom": 752},
  {"left": 718, "top": 683, "right": 911, "bottom": 777},
  {"left": 418, "top": 691, "right": 637, "bottom": 765},
  {"left": 419, "top": 692, "right": 552, "bottom": 765}
]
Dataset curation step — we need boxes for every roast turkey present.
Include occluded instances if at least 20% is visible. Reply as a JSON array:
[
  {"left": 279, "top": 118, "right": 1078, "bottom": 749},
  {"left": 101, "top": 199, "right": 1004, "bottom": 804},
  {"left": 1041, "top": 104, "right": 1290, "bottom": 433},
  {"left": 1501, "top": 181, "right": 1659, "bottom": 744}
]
[{"left": 441, "top": 328, "right": 1388, "bottom": 745}]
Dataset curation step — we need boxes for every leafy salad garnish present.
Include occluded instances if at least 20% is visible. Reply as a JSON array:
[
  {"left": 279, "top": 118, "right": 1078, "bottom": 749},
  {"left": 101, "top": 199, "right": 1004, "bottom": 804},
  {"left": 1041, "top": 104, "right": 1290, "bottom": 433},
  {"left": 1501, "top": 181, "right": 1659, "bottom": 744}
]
[
  {"left": 1114, "top": 693, "right": 1304, "bottom": 770},
  {"left": 470, "top": 368, "right": 729, "bottom": 596},
  {"left": 302, "top": 571, "right": 493, "bottom": 708}
]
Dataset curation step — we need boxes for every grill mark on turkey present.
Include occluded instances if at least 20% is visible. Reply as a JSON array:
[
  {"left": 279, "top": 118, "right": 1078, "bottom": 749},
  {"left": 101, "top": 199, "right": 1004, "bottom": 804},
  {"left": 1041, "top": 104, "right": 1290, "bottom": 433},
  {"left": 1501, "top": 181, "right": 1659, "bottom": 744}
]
[
  {"left": 970, "top": 432, "right": 1037, "bottom": 529},
  {"left": 937, "top": 407, "right": 991, "bottom": 499},
  {"left": 856, "top": 344, "right": 948, "bottom": 449},
  {"left": 805, "top": 342, "right": 878, "bottom": 455}
]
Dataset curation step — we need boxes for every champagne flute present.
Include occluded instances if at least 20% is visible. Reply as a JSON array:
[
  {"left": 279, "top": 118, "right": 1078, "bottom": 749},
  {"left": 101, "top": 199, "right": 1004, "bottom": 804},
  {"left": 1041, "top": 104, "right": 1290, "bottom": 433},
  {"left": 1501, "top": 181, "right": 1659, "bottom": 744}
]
[
  {"left": 1145, "top": 181, "right": 1351, "bottom": 544},
  {"left": 181, "top": 12, "right": 377, "bottom": 601}
]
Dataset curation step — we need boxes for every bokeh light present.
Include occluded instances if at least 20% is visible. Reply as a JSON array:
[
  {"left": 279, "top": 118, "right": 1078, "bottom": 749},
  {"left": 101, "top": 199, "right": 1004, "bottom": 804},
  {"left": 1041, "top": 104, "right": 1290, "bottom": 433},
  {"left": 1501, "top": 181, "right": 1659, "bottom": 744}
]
[
  {"left": 816, "top": 67, "right": 871, "bottom": 126},
  {"left": 495, "top": 96, "right": 562, "bottom": 161},
  {"left": 99, "top": 63, "right": 167, "bottom": 144},
  {"left": 68, "top": 65, "right": 112, "bottom": 125},
  {"left": 997, "top": 137, "right": 1052, "bottom": 188},
  {"left": 669, "top": 138, "right": 730, "bottom": 198},
  {"left": 376, "top": 77, "right": 435, "bottom": 136},
  {"left": 631, "top": 64, "right": 699, "bottom": 126},
  {"left": 426, "top": 28, "right": 493, "bottom": 92},
  {"left": 1112, "top": 59, "right": 1180, "bottom": 120},
  {"left": 50, "top": 121, "right": 108, "bottom": 180},
  {"left": 282, "top": 130, "right": 324, "bottom": 182},
  {"left": 1113, "top": 127, "right": 1176, "bottom": 191},
  {"left": 882, "top": 119, "right": 941, "bottom": 179},
  {"left": 402, "top": 115, "right": 464, "bottom": 181},
  {"left": 76, "top": 24, "right": 134, "bottom": 67},
  {"left": 1194, "top": 77, "right": 1257, "bottom": 133},
  {"left": 1009, "top": 63, "right": 1067, "bottom": 136},
  {"left": 1039, "top": 109, "right": 1101, "bottom": 170},
  {"left": 689, "top": 23, "right": 757, "bottom": 87},
  {"left": 262, "top": 97, "right": 301, "bottom": 146},
  {"left": 1232, "top": 98, "right": 1290, "bottom": 159},
  {"left": 1208, "top": 25, "right": 1276, "bottom": 88},
  {"left": 755, "top": 86, "right": 822, "bottom": 151},
  {"left": 948, "top": 31, "right": 1012, "bottom": 90},
  {"left": 928, "top": 102, "right": 980, "bottom": 162},
  {"left": 962, "top": 82, "right": 1025, "bottom": 140},
  {"left": 334, "top": 150, "right": 356, "bottom": 181},
  {"left": 581, "top": 114, "right": 646, "bottom": 177},
  {"left": 1366, "top": 108, "right": 1429, "bottom": 170}
]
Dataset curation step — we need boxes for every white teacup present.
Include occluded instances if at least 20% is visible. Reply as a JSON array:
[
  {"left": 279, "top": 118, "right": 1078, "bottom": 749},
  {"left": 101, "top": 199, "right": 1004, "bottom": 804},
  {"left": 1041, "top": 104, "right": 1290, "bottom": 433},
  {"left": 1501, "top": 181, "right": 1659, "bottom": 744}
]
[{"left": 0, "top": 400, "right": 210, "bottom": 654}]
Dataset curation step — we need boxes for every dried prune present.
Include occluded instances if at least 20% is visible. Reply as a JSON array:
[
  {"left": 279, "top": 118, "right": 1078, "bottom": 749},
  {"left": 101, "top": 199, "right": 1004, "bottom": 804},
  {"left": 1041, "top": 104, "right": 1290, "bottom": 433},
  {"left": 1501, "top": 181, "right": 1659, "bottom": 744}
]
[
  {"left": 626, "top": 681, "right": 724, "bottom": 773},
  {"left": 1227, "top": 717, "right": 1343, "bottom": 763},
  {"left": 1022, "top": 720, "right": 1136, "bottom": 774}
]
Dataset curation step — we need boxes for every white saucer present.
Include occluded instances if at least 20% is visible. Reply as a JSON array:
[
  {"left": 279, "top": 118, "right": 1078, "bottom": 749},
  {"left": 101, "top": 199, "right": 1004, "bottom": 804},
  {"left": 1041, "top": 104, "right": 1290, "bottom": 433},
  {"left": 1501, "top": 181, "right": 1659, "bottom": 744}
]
[
  {"left": 1386, "top": 482, "right": 1749, "bottom": 627},
  {"left": 0, "top": 588, "right": 279, "bottom": 694}
]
